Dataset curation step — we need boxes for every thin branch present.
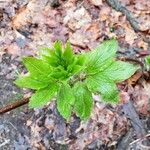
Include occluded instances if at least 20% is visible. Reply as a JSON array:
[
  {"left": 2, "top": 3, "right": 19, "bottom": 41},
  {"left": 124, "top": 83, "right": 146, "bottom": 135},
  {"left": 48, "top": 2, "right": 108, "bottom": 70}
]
[
  {"left": 0, "top": 139, "right": 10, "bottom": 148},
  {"left": 122, "top": 98, "right": 147, "bottom": 138},
  {"left": 117, "top": 56, "right": 144, "bottom": 68},
  {"left": 0, "top": 97, "right": 29, "bottom": 115},
  {"left": 129, "top": 133, "right": 150, "bottom": 146},
  {"left": 116, "top": 129, "right": 133, "bottom": 150},
  {"left": 106, "top": 0, "right": 141, "bottom": 32}
]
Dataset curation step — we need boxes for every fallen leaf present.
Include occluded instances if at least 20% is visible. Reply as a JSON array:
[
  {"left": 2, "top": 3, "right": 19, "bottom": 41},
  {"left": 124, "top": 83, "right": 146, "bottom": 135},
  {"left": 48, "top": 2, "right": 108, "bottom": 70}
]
[
  {"left": 64, "top": 7, "right": 91, "bottom": 31},
  {"left": 70, "top": 22, "right": 100, "bottom": 48},
  {"left": 125, "top": 27, "right": 137, "bottom": 45},
  {"left": 99, "top": 6, "right": 111, "bottom": 21},
  {"left": 132, "top": 83, "right": 150, "bottom": 115},
  {"left": 137, "top": 40, "right": 148, "bottom": 50},
  {"left": 12, "top": 4, "right": 31, "bottom": 29},
  {"left": 90, "top": 0, "right": 103, "bottom": 6},
  {"left": 12, "top": 0, "right": 48, "bottom": 29},
  {"left": 127, "top": 71, "right": 143, "bottom": 86},
  {"left": 6, "top": 43, "right": 20, "bottom": 56}
]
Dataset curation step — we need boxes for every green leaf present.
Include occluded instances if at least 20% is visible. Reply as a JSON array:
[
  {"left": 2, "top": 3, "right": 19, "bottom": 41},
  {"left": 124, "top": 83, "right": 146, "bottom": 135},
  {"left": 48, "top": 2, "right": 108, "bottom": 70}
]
[
  {"left": 47, "top": 55, "right": 60, "bottom": 67},
  {"left": 86, "top": 74, "right": 119, "bottom": 103},
  {"left": 73, "top": 82, "right": 93, "bottom": 120},
  {"left": 57, "top": 83, "right": 75, "bottom": 120},
  {"left": 15, "top": 75, "right": 49, "bottom": 90},
  {"left": 63, "top": 42, "right": 74, "bottom": 65},
  {"left": 23, "top": 57, "right": 52, "bottom": 76},
  {"left": 71, "top": 65, "right": 82, "bottom": 74},
  {"left": 145, "top": 56, "right": 150, "bottom": 65},
  {"left": 29, "top": 83, "right": 58, "bottom": 108},
  {"left": 101, "top": 61, "right": 138, "bottom": 82},
  {"left": 85, "top": 39, "right": 118, "bottom": 74},
  {"left": 67, "top": 59, "right": 82, "bottom": 74},
  {"left": 51, "top": 66, "right": 69, "bottom": 79},
  {"left": 39, "top": 47, "right": 58, "bottom": 64},
  {"left": 53, "top": 41, "right": 62, "bottom": 58},
  {"left": 39, "top": 47, "right": 52, "bottom": 57},
  {"left": 76, "top": 54, "right": 86, "bottom": 66}
]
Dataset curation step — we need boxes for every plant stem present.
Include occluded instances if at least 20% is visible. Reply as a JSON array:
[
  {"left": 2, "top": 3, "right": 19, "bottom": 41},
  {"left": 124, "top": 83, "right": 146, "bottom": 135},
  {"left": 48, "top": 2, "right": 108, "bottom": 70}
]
[{"left": 0, "top": 97, "right": 29, "bottom": 115}]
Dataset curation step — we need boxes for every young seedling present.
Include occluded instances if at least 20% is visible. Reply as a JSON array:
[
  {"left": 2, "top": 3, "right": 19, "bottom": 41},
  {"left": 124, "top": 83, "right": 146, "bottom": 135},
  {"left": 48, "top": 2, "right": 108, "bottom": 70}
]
[{"left": 15, "top": 39, "right": 138, "bottom": 120}]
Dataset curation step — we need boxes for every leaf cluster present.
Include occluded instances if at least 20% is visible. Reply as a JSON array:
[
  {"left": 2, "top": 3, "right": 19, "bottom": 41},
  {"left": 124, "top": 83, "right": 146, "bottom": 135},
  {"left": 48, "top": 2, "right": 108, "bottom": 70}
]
[{"left": 15, "top": 40, "right": 138, "bottom": 120}]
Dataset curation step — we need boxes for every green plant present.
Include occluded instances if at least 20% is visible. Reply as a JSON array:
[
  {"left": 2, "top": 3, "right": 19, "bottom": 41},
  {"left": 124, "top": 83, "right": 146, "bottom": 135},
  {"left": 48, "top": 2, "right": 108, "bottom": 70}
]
[{"left": 15, "top": 39, "right": 138, "bottom": 120}]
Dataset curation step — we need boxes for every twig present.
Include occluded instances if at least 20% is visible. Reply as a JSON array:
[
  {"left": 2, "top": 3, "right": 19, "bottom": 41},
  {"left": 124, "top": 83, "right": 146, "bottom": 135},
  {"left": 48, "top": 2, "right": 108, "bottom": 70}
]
[
  {"left": 129, "top": 133, "right": 150, "bottom": 146},
  {"left": 117, "top": 56, "right": 144, "bottom": 68},
  {"left": 0, "top": 139, "right": 10, "bottom": 148},
  {"left": 0, "top": 97, "right": 29, "bottom": 115},
  {"left": 106, "top": 0, "right": 141, "bottom": 32},
  {"left": 129, "top": 133, "right": 150, "bottom": 150},
  {"left": 122, "top": 99, "right": 147, "bottom": 138},
  {"left": 117, "top": 129, "right": 133, "bottom": 150}
]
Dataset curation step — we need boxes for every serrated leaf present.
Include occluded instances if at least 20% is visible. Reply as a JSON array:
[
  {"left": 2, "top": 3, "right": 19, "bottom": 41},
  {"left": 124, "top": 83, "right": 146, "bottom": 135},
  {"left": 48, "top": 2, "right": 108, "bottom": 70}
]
[
  {"left": 48, "top": 55, "right": 61, "bottom": 67},
  {"left": 145, "top": 56, "right": 150, "bottom": 65},
  {"left": 39, "top": 47, "right": 52, "bottom": 57},
  {"left": 63, "top": 42, "right": 74, "bottom": 65},
  {"left": 39, "top": 47, "right": 55, "bottom": 63},
  {"left": 57, "top": 83, "right": 75, "bottom": 120},
  {"left": 53, "top": 41, "right": 62, "bottom": 58},
  {"left": 71, "top": 65, "right": 82, "bottom": 74},
  {"left": 15, "top": 75, "right": 49, "bottom": 90},
  {"left": 85, "top": 39, "right": 118, "bottom": 74},
  {"left": 86, "top": 74, "right": 119, "bottom": 103},
  {"left": 29, "top": 83, "right": 58, "bottom": 108},
  {"left": 51, "top": 66, "right": 68, "bottom": 79},
  {"left": 76, "top": 54, "right": 86, "bottom": 66},
  {"left": 101, "top": 61, "right": 138, "bottom": 82},
  {"left": 73, "top": 82, "right": 93, "bottom": 120},
  {"left": 23, "top": 57, "right": 52, "bottom": 76},
  {"left": 67, "top": 59, "right": 82, "bottom": 75}
]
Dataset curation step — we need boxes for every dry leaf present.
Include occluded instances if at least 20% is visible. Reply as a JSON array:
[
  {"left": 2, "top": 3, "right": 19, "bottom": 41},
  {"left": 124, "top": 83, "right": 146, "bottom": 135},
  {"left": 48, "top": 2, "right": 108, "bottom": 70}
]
[
  {"left": 64, "top": 7, "right": 91, "bottom": 31},
  {"left": 6, "top": 43, "right": 20, "bottom": 56},
  {"left": 12, "top": 4, "right": 31, "bottom": 29},
  {"left": 99, "top": 6, "right": 111, "bottom": 21},
  {"left": 90, "top": 0, "right": 103, "bottom": 6},
  {"left": 70, "top": 22, "right": 100, "bottom": 48},
  {"left": 132, "top": 83, "right": 150, "bottom": 115},
  {"left": 137, "top": 40, "right": 148, "bottom": 50},
  {"left": 12, "top": 0, "right": 48, "bottom": 29},
  {"left": 125, "top": 27, "right": 137, "bottom": 45},
  {"left": 128, "top": 71, "right": 143, "bottom": 86}
]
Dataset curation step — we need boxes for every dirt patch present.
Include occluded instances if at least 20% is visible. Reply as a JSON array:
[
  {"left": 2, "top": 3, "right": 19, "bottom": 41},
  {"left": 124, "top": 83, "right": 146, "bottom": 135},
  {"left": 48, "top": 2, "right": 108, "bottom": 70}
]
[{"left": 0, "top": 54, "right": 32, "bottom": 149}]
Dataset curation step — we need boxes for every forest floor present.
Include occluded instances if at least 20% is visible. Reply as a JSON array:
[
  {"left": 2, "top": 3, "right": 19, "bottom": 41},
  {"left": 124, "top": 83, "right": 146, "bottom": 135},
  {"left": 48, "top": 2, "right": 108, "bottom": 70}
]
[{"left": 0, "top": 0, "right": 150, "bottom": 149}]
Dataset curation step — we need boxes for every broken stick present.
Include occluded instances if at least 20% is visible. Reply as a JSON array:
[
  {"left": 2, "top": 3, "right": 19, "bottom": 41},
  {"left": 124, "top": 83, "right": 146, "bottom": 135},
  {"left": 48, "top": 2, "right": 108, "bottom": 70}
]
[
  {"left": 0, "top": 97, "right": 29, "bottom": 115},
  {"left": 106, "top": 0, "right": 141, "bottom": 32}
]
